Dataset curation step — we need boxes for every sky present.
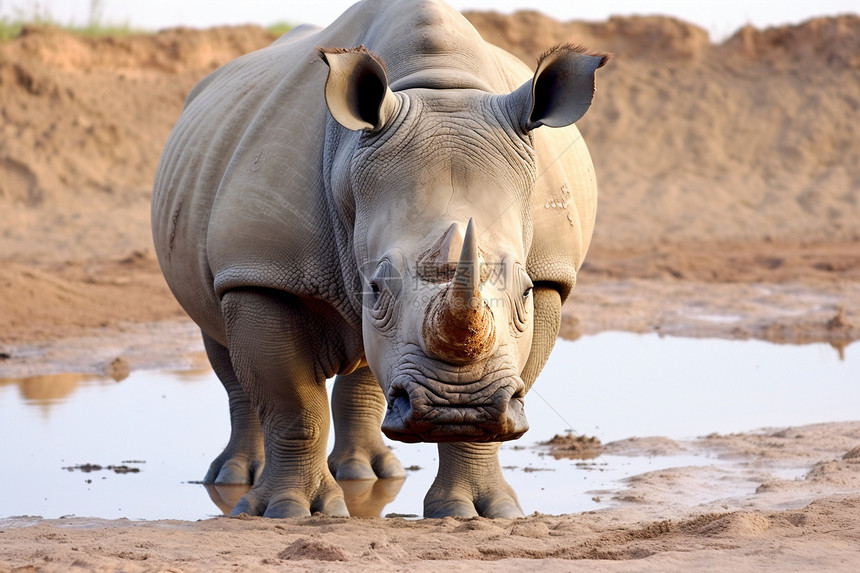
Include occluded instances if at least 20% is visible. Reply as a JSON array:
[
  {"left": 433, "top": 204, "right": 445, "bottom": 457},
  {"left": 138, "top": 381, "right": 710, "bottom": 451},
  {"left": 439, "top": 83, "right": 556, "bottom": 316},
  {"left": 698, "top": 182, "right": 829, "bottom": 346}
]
[{"left": 3, "top": 0, "right": 858, "bottom": 41}]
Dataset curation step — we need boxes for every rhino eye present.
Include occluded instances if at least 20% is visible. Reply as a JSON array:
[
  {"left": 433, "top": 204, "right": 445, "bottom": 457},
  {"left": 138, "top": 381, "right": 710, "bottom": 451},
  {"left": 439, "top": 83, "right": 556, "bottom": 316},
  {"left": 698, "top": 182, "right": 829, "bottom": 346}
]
[
  {"left": 367, "top": 259, "right": 398, "bottom": 332},
  {"left": 368, "top": 259, "right": 395, "bottom": 298},
  {"left": 520, "top": 270, "right": 534, "bottom": 299},
  {"left": 512, "top": 267, "right": 533, "bottom": 333},
  {"left": 369, "top": 278, "right": 382, "bottom": 299}
]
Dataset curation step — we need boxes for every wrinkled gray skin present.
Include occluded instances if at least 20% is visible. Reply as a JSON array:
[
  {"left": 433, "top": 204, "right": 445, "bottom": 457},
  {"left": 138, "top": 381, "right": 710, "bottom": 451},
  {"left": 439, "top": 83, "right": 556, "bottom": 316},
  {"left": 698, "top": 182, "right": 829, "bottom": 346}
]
[{"left": 152, "top": 0, "right": 607, "bottom": 519}]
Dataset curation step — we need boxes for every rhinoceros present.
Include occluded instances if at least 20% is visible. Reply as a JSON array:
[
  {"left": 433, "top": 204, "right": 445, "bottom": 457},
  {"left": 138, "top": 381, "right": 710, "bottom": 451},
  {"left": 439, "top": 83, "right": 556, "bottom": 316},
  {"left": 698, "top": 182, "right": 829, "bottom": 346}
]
[{"left": 152, "top": 0, "right": 608, "bottom": 518}]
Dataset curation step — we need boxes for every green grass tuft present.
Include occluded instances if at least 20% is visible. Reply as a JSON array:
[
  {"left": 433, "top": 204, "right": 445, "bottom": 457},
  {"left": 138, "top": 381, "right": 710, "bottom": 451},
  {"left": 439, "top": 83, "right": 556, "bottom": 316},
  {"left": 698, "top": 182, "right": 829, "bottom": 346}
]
[
  {"left": 0, "top": 19, "right": 23, "bottom": 41},
  {"left": 0, "top": 0, "right": 145, "bottom": 41},
  {"left": 266, "top": 21, "right": 294, "bottom": 37},
  {"left": 65, "top": 22, "right": 147, "bottom": 37},
  {"left": 0, "top": 18, "right": 147, "bottom": 41},
  {"left": 0, "top": 1, "right": 294, "bottom": 41}
]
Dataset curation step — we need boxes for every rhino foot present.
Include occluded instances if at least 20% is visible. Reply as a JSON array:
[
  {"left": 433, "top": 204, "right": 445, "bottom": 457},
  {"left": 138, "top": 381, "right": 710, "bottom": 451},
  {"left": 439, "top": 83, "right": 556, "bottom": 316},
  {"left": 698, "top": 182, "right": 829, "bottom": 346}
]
[
  {"left": 423, "top": 442, "right": 524, "bottom": 519},
  {"left": 204, "top": 449, "right": 264, "bottom": 485},
  {"left": 230, "top": 473, "right": 349, "bottom": 518},
  {"left": 424, "top": 484, "right": 524, "bottom": 519},
  {"left": 200, "top": 331, "right": 265, "bottom": 485},
  {"left": 328, "top": 446, "right": 406, "bottom": 480},
  {"left": 329, "top": 368, "right": 407, "bottom": 480}
]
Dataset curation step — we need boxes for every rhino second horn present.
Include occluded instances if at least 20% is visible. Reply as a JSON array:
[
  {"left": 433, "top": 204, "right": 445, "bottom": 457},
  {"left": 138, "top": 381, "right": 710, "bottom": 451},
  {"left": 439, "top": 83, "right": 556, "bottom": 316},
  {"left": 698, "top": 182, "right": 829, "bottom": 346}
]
[
  {"left": 416, "top": 222, "right": 464, "bottom": 282},
  {"left": 423, "top": 218, "right": 496, "bottom": 364}
]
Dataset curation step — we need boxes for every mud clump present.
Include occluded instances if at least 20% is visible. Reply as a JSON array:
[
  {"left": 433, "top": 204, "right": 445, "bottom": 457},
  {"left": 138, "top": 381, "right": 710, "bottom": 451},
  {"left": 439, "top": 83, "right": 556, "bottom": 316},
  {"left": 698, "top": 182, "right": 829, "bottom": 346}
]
[
  {"left": 844, "top": 446, "right": 860, "bottom": 460},
  {"left": 541, "top": 434, "right": 603, "bottom": 459},
  {"left": 827, "top": 306, "right": 850, "bottom": 330},
  {"left": 278, "top": 538, "right": 349, "bottom": 562},
  {"left": 685, "top": 511, "right": 772, "bottom": 538},
  {"left": 103, "top": 357, "right": 130, "bottom": 381},
  {"left": 63, "top": 462, "right": 143, "bottom": 474}
]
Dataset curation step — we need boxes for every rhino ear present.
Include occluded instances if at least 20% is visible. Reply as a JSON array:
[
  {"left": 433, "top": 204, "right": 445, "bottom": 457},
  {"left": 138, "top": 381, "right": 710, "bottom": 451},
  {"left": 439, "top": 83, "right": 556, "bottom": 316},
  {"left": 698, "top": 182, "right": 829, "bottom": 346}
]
[
  {"left": 319, "top": 46, "right": 399, "bottom": 132},
  {"left": 507, "top": 44, "right": 610, "bottom": 131}
]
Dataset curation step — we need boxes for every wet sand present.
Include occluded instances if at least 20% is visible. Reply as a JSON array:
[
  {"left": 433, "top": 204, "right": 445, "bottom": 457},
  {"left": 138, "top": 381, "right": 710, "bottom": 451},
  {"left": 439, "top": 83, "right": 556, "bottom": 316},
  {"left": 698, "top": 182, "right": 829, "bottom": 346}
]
[{"left": 2, "top": 422, "right": 860, "bottom": 571}]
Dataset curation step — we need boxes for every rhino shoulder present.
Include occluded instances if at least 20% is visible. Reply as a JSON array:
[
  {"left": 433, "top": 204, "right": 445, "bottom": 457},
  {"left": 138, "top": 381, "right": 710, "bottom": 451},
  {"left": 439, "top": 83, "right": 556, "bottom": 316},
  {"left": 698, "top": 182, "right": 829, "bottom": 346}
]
[{"left": 527, "top": 125, "right": 598, "bottom": 301}]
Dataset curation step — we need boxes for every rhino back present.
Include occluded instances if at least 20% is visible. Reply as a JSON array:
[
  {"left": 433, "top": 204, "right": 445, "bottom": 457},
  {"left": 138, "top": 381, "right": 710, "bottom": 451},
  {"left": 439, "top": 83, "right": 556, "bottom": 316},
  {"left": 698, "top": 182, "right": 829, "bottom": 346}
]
[{"left": 152, "top": 23, "right": 343, "bottom": 340}]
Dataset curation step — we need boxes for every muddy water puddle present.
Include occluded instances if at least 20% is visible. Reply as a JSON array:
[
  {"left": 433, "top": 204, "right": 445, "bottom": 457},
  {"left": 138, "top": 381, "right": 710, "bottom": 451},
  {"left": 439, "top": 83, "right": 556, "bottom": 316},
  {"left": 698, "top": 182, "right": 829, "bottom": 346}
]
[{"left": 1, "top": 333, "right": 858, "bottom": 520}]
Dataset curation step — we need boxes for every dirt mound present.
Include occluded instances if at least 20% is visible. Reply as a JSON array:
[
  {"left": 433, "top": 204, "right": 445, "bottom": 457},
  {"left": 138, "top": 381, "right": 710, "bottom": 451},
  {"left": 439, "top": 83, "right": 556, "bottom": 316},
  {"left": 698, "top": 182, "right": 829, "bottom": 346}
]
[
  {"left": 464, "top": 12, "right": 711, "bottom": 62},
  {"left": 467, "top": 11, "right": 860, "bottom": 66},
  {"left": 0, "top": 25, "right": 275, "bottom": 208},
  {"left": 278, "top": 537, "right": 350, "bottom": 562},
  {"left": 0, "top": 255, "right": 185, "bottom": 344},
  {"left": 2, "top": 14, "right": 857, "bottom": 257},
  {"left": 8, "top": 24, "right": 276, "bottom": 73},
  {"left": 723, "top": 16, "right": 860, "bottom": 66},
  {"left": 465, "top": 13, "right": 860, "bottom": 249},
  {"left": 1, "top": 13, "right": 859, "bottom": 343}
]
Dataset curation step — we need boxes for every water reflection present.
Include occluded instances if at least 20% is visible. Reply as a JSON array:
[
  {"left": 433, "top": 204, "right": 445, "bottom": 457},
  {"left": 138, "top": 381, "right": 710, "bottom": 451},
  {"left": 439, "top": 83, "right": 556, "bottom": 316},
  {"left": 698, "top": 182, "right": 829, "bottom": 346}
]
[
  {"left": 204, "top": 483, "right": 249, "bottom": 515},
  {"left": 339, "top": 478, "right": 406, "bottom": 517},
  {"left": 203, "top": 478, "right": 406, "bottom": 517},
  {"left": 0, "top": 373, "right": 101, "bottom": 405},
  {"left": 0, "top": 373, "right": 115, "bottom": 421},
  {"left": 0, "top": 367, "right": 213, "bottom": 416},
  {"left": 0, "top": 333, "right": 857, "bottom": 520},
  {"left": 171, "top": 368, "right": 218, "bottom": 382}
]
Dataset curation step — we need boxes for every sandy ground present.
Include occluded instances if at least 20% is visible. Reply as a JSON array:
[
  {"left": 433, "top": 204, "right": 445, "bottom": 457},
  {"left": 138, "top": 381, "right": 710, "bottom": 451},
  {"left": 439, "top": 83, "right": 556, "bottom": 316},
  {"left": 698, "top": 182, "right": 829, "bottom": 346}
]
[
  {"left": 2, "top": 423, "right": 860, "bottom": 571},
  {"left": 2, "top": 7, "right": 860, "bottom": 572}
]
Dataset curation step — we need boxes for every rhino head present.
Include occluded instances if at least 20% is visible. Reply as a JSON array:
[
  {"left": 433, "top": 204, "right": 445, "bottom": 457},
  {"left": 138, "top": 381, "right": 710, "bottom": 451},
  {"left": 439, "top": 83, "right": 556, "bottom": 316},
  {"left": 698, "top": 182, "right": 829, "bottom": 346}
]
[{"left": 320, "top": 45, "right": 607, "bottom": 443}]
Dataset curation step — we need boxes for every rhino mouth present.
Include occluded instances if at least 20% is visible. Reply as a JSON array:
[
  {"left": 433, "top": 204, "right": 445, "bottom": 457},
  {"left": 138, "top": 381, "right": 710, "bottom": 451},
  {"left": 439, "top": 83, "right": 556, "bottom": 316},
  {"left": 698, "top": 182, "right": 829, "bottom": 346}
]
[{"left": 380, "top": 368, "right": 529, "bottom": 443}]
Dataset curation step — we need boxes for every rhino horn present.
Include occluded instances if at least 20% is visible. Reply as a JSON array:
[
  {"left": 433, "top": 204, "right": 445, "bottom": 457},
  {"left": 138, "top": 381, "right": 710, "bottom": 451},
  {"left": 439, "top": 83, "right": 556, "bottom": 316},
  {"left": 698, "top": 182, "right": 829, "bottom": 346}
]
[
  {"left": 423, "top": 218, "right": 496, "bottom": 364},
  {"left": 449, "top": 218, "right": 482, "bottom": 313}
]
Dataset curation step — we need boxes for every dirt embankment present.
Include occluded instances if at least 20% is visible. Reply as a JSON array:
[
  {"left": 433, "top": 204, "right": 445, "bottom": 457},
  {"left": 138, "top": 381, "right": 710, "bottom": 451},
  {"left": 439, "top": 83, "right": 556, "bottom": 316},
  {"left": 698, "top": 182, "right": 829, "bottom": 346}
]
[
  {"left": 1, "top": 14, "right": 859, "bottom": 346},
  {"left": 469, "top": 11, "right": 860, "bottom": 249},
  {"left": 0, "top": 25, "right": 280, "bottom": 342}
]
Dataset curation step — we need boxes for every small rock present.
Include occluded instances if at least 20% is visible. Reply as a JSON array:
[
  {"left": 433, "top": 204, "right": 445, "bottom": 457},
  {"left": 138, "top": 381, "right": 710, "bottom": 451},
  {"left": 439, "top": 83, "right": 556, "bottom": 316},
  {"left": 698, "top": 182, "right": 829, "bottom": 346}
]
[
  {"left": 104, "top": 357, "right": 130, "bottom": 381},
  {"left": 827, "top": 305, "right": 849, "bottom": 329},
  {"left": 843, "top": 446, "right": 860, "bottom": 460}
]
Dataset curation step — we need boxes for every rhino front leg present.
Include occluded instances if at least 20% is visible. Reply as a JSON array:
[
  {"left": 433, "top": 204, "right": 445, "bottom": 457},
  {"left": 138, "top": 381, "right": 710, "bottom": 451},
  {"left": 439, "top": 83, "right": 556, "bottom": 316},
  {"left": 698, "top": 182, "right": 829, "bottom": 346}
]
[
  {"left": 328, "top": 367, "right": 407, "bottom": 480},
  {"left": 424, "top": 442, "right": 523, "bottom": 519},
  {"left": 520, "top": 285, "right": 562, "bottom": 391},
  {"left": 201, "top": 331, "right": 265, "bottom": 485},
  {"left": 221, "top": 289, "right": 348, "bottom": 518}
]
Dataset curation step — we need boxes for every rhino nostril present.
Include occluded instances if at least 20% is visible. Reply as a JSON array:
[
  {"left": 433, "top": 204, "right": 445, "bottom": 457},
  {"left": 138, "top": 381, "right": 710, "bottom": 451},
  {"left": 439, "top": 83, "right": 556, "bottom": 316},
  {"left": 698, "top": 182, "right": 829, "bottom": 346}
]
[{"left": 388, "top": 386, "right": 409, "bottom": 408}]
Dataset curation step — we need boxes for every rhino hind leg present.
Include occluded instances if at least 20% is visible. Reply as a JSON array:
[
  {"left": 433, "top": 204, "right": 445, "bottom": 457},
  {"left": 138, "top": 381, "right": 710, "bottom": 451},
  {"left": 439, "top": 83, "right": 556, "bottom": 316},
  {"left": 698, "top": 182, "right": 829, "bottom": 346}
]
[
  {"left": 424, "top": 442, "right": 524, "bottom": 519},
  {"left": 201, "top": 331, "right": 265, "bottom": 485},
  {"left": 220, "top": 289, "right": 348, "bottom": 518},
  {"left": 328, "top": 367, "right": 407, "bottom": 480}
]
